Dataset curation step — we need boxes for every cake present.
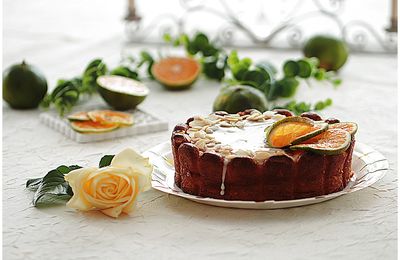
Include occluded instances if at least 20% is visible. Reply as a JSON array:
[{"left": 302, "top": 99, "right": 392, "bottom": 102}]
[{"left": 171, "top": 109, "right": 356, "bottom": 201}]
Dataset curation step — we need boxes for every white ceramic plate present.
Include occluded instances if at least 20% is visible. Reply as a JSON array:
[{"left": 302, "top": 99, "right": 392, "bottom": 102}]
[{"left": 144, "top": 142, "right": 388, "bottom": 209}]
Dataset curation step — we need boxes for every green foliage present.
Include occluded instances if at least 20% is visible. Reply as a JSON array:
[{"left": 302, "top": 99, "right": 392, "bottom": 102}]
[
  {"left": 110, "top": 66, "right": 139, "bottom": 80},
  {"left": 163, "top": 32, "right": 227, "bottom": 81},
  {"left": 82, "top": 59, "right": 108, "bottom": 94},
  {"left": 26, "top": 165, "right": 81, "bottom": 207},
  {"left": 99, "top": 155, "right": 115, "bottom": 168},
  {"left": 41, "top": 77, "right": 82, "bottom": 116},
  {"left": 27, "top": 154, "right": 116, "bottom": 207},
  {"left": 41, "top": 53, "right": 156, "bottom": 116},
  {"left": 276, "top": 98, "right": 333, "bottom": 115}
]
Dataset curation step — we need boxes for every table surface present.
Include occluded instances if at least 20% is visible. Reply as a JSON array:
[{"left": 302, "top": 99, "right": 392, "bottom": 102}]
[{"left": 3, "top": 1, "right": 398, "bottom": 259}]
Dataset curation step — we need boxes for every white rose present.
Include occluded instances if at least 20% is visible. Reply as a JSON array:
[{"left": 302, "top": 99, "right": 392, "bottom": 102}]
[{"left": 65, "top": 148, "right": 153, "bottom": 218}]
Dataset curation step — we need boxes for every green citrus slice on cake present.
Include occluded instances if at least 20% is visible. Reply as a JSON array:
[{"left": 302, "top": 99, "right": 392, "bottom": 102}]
[
  {"left": 152, "top": 57, "right": 201, "bottom": 90},
  {"left": 328, "top": 122, "right": 358, "bottom": 136},
  {"left": 290, "top": 128, "right": 351, "bottom": 155},
  {"left": 265, "top": 116, "right": 328, "bottom": 148}
]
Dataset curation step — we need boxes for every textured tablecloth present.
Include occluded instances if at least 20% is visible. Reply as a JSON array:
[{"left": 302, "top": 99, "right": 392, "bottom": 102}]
[{"left": 3, "top": 1, "right": 397, "bottom": 259}]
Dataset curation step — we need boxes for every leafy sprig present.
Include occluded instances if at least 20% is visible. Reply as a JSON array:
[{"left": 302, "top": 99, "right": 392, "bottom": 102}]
[
  {"left": 41, "top": 53, "right": 155, "bottom": 116},
  {"left": 164, "top": 32, "right": 341, "bottom": 114}
]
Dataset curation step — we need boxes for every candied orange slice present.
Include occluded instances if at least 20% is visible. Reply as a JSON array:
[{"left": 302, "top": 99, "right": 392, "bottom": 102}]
[
  {"left": 328, "top": 122, "right": 357, "bottom": 135},
  {"left": 290, "top": 128, "right": 351, "bottom": 155},
  {"left": 88, "top": 110, "right": 134, "bottom": 126},
  {"left": 70, "top": 120, "right": 119, "bottom": 133},
  {"left": 265, "top": 117, "right": 328, "bottom": 148},
  {"left": 67, "top": 111, "right": 90, "bottom": 121}
]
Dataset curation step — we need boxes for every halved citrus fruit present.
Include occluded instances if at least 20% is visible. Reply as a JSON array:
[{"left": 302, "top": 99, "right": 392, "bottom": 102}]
[
  {"left": 152, "top": 57, "right": 201, "bottom": 90},
  {"left": 265, "top": 116, "right": 328, "bottom": 148},
  {"left": 97, "top": 75, "right": 149, "bottom": 110},
  {"left": 328, "top": 122, "right": 357, "bottom": 136},
  {"left": 290, "top": 129, "right": 351, "bottom": 155},
  {"left": 88, "top": 110, "right": 134, "bottom": 126},
  {"left": 67, "top": 111, "right": 90, "bottom": 121},
  {"left": 70, "top": 120, "right": 119, "bottom": 133}
]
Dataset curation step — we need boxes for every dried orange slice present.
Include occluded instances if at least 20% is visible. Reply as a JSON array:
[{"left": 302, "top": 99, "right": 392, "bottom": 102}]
[
  {"left": 328, "top": 122, "right": 357, "bottom": 135},
  {"left": 290, "top": 128, "right": 351, "bottom": 155},
  {"left": 70, "top": 120, "right": 119, "bottom": 133},
  {"left": 67, "top": 111, "right": 90, "bottom": 121},
  {"left": 88, "top": 110, "right": 134, "bottom": 126},
  {"left": 265, "top": 116, "right": 328, "bottom": 148}
]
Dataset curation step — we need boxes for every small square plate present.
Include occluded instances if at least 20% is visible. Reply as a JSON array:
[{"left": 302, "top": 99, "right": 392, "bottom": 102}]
[{"left": 40, "top": 105, "right": 168, "bottom": 143}]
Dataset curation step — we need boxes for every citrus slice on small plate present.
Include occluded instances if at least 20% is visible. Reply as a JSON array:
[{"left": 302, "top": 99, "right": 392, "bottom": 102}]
[
  {"left": 67, "top": 111, "right": 90, "bottom": 121},
  {"left": 88, "top": 110, "right": 134, "bottom": 126},
  {"left": 265, "top": 116, "right": 328, "bottom": 148},
  {"left": 70, "top": 120, "right": 119, "bottom": 133}
]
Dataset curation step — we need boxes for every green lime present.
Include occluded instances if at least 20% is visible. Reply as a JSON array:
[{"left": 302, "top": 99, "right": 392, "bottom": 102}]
[
  {"left": 3, "top": 61, "right": 48, "bottom": 109},
  {"left": 303, "top": 35, "right": 349, "bottom": 71},
  {"left": 97, "top": 75, "right": 149, "bottom": 110},
  {"left": 213, "top": 85, "right": 268, "bottom": 114}
]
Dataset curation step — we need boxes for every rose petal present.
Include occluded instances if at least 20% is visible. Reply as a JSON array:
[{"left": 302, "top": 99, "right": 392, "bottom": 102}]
[
  {"left": 110, "top": 148, "right": 153, "bottom": 191},
  {"left": 65, "top": 167, "right": 97, "bottom": 211},
  {"left": 101, "top": 177, "right": 138, "bottom": 218}
]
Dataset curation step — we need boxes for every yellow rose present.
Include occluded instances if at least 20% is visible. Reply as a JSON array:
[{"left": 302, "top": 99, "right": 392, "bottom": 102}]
[{"left": 65, "top": 148, "right": 153, "bottom": 218}]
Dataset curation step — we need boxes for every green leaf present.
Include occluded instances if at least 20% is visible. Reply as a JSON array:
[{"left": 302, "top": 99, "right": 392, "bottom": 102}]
[
  {"left": 110, "top": 66, "right": 139, "bottom": 80},
  {"left": 29, "top": 165, "right": 82, "bottom": 207},
  {"left": 163, "top": 33, "right": 172, "bottom": 43},
  {"left": 283, "top": 60, "right": 299, "bottom": 77},
  {"left": 241, "top": 69, "right": 270, "bottom": 91},
  {"left": 82, "top": 58, "right": 107, "bottom": 94},
  {"left": 193, "top": 33, "right": 209, "bottom": 52},
  {"left": 314, "top": 68, "right": 326, "bottom": 81},
  {"left": 26, "top": 178, "right": 43, "bottom": 191},
  {"left": 202, "top": 60, "right": 225, "bottom": 81},
  {"left": 314, "top": 98, "right": 333, "bottom": 110},
  {"left": 331, "top": 78, "right": 342, "bottom": 86},
  {"left": 99, "top": 155, "right": 115, "bottom": 168},
  {"left": 297, "top": 59, "right": 313, "bottom": 78}
]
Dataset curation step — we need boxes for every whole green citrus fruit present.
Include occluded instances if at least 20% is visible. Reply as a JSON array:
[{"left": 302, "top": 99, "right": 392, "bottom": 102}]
[
  {"left": 3, "top": 61, "right": 48, "bottom": 109},
  {"left": 303, "top": 35, "right": 349, "bottom": 71},
  {"left": 213, "top": 85, "right": 268, "bottom": 114}
]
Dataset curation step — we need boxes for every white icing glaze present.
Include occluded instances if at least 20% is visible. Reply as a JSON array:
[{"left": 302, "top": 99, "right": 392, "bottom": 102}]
[
  {"left": 220, "top": 159, "right": 228, "bottom": 196},
  {"left": 212, "top": 120, "right": 273, "bottom": 152}
]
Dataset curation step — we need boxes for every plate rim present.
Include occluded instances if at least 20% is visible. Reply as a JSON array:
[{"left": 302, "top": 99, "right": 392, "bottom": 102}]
[{"left": 145, "top": 141, "right": 388, "bottom": 209}]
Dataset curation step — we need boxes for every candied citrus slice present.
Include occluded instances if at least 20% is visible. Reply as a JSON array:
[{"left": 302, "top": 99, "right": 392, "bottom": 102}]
[
  {"left": 88, "top": 110, "right": 134, "bottom": 126},
  {"left": 67, "top": 111, "right": 90, "bottom": 121},
  {"left": 328, "top": 122, "right": 357, "bottom": 135},
  {"left": 265, "top": 116, "right": 328, "bottom": 148},
  {"left": 70, "top": 120, "right": 119, "bottom": 133},
  {"left": 290, "top": 128, "right": 351, "bottom": 155}
]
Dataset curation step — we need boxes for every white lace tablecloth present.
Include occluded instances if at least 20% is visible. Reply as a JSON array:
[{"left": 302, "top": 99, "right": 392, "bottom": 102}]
[{"left": 3, "top": 1, "right": 397, "bottom": 259}]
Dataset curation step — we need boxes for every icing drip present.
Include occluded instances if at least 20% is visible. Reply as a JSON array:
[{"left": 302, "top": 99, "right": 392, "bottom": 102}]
[{"left": 220, "top": 159, "right": 229, "bottom": 196}]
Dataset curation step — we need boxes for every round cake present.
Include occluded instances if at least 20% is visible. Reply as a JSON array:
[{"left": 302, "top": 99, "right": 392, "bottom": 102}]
[{"left": 171, "top": 109, "right": 356, "bottom": 201}]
